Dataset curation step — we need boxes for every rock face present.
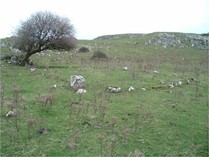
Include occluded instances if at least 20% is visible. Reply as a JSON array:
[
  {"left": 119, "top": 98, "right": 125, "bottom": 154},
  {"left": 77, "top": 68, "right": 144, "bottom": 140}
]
[
  {"left": 93, "top": 32, "right": 208, "bottom": 49},
  {"left": 145, "top": 33, "right": 184, "bottom": 47},
  {"left": 70, "top": 75, "right": 85, "bottom": 91},
  {"left": 145, "top": 32, "right": 208, "bottom": 49},
  {"left": 185, "top": 34, "right": 208, "bottom": 49}
]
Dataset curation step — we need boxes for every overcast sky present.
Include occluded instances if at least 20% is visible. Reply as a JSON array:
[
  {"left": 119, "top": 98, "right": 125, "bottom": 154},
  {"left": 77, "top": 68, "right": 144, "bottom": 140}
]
[{"left": 0, "top": 0, "right": 208, "bottom": 39}]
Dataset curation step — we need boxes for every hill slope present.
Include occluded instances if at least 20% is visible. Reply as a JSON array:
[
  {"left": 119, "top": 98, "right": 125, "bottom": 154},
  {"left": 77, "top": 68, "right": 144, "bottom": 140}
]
[{"left": 0, "top": 32, "right": 208, "bottom": 156}]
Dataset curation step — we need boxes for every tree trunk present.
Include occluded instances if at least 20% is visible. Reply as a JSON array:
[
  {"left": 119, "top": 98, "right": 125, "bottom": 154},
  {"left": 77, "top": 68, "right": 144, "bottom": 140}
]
[
  {"left": 19, "top": 48, "right": 47, "bottom": 66},
  {"left": 19, "top": 52, "right": 33, "bottom": 66}
]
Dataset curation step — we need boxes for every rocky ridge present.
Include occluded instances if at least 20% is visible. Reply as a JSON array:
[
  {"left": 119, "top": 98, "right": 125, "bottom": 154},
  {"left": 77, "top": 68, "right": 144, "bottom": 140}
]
[{"left": 94, "top": 32, "right": 208, "bottom": 49}]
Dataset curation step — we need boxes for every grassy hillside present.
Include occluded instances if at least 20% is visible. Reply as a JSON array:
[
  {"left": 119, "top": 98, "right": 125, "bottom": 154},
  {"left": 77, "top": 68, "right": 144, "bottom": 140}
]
[{"left": 0, "top": 33, "right": 208, "bottom": 156}]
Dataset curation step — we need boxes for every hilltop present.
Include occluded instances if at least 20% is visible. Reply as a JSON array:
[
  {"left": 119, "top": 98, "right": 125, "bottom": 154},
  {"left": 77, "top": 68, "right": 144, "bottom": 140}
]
[
  {"left": 1, "top": 32, "right": 208, "bottom": 55},
  {"left": 94, "top": 32, "right": 208, "bottom": 49}
]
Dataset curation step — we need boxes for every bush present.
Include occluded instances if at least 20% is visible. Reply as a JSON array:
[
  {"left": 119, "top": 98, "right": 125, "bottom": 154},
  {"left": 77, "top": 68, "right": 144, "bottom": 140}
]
[
  {"left": 1, "top": 54, "right": 32, "bottom": 65},
  {"left": 91, "top": 50, "right": 108, "bottom": 60},
  {"left": 78, "top": 47, "right": 90, "bottom": 53}
]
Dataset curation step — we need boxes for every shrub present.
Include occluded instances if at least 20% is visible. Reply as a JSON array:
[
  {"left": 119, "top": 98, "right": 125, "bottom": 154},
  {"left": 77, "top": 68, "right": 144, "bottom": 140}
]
[
  {"left": 1, "top": 54, "right": 32, "bottom": 65},
  {"left": 13, "top": 11, "right": 76, "bottom": 66},
  {"left": 91, "top": 50, "right": 108, "bottom": 60},
  {"left": 78, "top": 47, "right": 90, "bottom": 53}
]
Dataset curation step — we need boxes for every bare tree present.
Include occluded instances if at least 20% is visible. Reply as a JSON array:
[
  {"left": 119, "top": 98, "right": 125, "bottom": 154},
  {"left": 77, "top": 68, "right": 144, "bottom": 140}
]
[{"left": 13, "top": 11, "right": 77, "bottom": 66}]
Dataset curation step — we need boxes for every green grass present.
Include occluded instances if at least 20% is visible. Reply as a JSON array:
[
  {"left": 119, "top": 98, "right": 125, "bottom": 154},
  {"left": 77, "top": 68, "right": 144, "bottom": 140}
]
[{"left": 0, "top": 34, "right": 208, "bottom": 156}]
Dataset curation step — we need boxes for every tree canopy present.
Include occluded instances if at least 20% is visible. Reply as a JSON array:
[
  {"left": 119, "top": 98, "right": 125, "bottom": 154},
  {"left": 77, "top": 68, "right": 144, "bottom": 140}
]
[{"left": 14, "top": 11, "right": 77, "bottom": 65}]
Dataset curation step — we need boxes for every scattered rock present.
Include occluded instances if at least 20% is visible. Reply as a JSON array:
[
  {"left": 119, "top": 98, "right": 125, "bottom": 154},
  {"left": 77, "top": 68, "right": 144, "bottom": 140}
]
[
  {"left": 76, "top": 89, "right": 87, "bottom": 94},
  {"left": 122, "top": 67, "right": 128, "bottom": 71},
  {"left": 153, "top": 70, "right": 160, "bottom": 74},
  {"left": 128, "top": 86, "right": 135, "bottom": 92},
  {"left": 0, "top": 41, "right": 6, "bottom": 48},
  {"left": 106, "top": 86, "right": 121, "bottom": 93},
  {"left": 6, "top": 109, "right": 17, "bottom": 117},
  {"left": 184, "top": 34, "right": 208, "bottom": 49},
  {"left": 159, "top": 80, "right": 165, "bottom": 84},
  {"left": 70, "top": 75, "right": 85, "bottom": 91},
  {"left": 174, "top": 81, "right": 182, "bottom": 87},
  {"left": 141, "top": 88, "right": 146, "bottom": 91},
  {"left": 186, "top": 79, "right": 191, "bottom": 84},
  {"left": 7, "top": 56, "right": 18, "bottom": 64},
  {"left": 145, "top": 32, "right": 208, "bottom": 49},
  {"left": 52, "top": 84, "right": 57, "bottom": 88},
  {"left": 168, "top": 83, "right": 175, "bottom": 88},
  {"left": 9, "top": 46, "right": 21, "bottom": 53},
  {"left": 145, "top": 33, "right": 184, "bottom": 47},
  {"left": 37, "top": 128, "right": 50, "bottom": 135},
  {"left": 168, "top": 81, "right": 182, "bottom": 88},
  {"left": 30, "top": 67, "right": 36, "bottom": 72}
]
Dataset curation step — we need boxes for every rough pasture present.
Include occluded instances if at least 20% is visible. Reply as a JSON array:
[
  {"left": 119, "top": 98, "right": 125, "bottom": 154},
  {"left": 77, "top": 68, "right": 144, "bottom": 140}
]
[{"left": 1, "top": 33, "right": 208, "bottom": 156}]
